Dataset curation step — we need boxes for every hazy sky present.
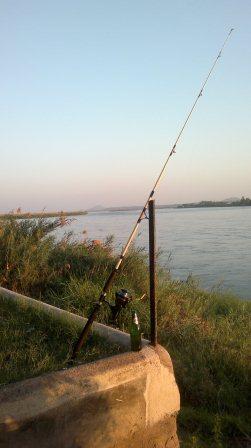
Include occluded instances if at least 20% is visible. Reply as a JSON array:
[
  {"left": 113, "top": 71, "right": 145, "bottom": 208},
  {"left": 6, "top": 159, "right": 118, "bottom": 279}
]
[{"left": 1, "top": 0, "right": 250, "bottom": 212}]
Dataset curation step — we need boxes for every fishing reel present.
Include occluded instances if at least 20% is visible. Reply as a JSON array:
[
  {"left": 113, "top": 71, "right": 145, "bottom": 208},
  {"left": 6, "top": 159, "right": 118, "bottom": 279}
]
[{"left": 105, "top": 289, "right": 133, "bottom": 322}]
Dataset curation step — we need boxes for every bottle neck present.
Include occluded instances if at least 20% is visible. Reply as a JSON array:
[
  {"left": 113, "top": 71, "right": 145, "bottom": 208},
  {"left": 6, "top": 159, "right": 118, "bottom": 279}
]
[{"left": 132, "top": 312, "right": 139, "bottom": 325}]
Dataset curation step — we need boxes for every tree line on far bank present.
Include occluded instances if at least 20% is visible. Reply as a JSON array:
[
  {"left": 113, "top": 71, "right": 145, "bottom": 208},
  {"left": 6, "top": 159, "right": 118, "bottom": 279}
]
[{"left": 178, "top": 196, "right": 251, "bottom": 208}]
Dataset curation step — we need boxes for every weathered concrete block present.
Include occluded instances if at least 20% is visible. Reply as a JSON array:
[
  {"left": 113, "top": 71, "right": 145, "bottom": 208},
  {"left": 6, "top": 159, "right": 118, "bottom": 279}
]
[{"left": 0, "top": 345, "right": 180, "bottom": 448}]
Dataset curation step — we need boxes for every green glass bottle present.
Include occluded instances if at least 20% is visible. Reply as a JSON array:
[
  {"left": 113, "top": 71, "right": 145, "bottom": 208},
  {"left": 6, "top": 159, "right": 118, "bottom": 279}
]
[{"left": 130, "top": 310, "right": 142, "bottom": 351}]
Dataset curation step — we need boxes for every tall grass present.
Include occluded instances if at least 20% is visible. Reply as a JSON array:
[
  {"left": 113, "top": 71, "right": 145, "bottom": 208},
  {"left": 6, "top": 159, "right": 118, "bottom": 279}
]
[
  {"left": 0, "top": 218, "right": 250, "bottom": 447},
  {"left": 0, "top": 218, "right": 64, "bottom": 295}
]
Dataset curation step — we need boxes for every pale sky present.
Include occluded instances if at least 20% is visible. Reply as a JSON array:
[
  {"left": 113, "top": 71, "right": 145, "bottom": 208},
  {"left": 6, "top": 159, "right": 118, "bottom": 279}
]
[{"left": 1, "top": 1, "right": 250, "bottom": 212}]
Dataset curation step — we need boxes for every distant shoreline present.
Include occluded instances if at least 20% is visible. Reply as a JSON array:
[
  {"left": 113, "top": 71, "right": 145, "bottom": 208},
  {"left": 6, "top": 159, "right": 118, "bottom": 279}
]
[
  {"left": 90, "top": 202, "right": 251, "bottom": 213},
  {"left": 177, "top": 198, "right": 251, "bottom": 209},
  {"left": 177, "top": 204, "right": 251, "bottom": 209},
  {"left": 0, "top": 211, "right": 87, "bottom": 220},
  {"left": 1, "top": 199, "right": 250, "bottom": 218}
]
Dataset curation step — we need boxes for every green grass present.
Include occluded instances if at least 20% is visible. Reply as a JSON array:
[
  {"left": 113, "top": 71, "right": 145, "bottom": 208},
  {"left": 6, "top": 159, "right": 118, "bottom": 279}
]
[
  {"left": 0, "top": 217, "right": 250, "bottom": 447},
  {"left": 0, "top": 296, "right": 124, "bottom": 386}
]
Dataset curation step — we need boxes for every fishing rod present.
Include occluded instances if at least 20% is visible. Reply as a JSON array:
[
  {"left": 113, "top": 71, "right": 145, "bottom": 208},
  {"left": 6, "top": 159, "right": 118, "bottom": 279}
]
[{"left": 71, "top": 28, "right": 234, "bottom": 359}]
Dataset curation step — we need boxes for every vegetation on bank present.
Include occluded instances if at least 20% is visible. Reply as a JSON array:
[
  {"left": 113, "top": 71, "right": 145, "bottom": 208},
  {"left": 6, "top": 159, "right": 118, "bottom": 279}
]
[
  {"left": 178, "top": 196, "right": 251, "bottom": 208},
  {"left": 0, "top": 218, "right": 250, "bottom": 447},
  {"left": 0, "top": 210, "right": 87, "bottom": 220}
]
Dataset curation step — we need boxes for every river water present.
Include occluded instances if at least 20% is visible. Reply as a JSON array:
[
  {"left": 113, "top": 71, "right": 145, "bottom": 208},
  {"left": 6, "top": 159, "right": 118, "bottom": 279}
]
[{"left": 58, "top": 207, "right": 251, "bottom": 299}]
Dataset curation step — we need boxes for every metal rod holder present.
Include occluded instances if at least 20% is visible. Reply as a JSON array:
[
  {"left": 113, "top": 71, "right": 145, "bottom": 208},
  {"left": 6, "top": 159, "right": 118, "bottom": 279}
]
[{"left": 149, "top": 199, "right": 157, "bottom": 345}]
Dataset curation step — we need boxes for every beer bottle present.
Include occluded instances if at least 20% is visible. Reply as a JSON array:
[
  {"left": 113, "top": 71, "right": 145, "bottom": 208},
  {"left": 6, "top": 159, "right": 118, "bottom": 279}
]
[{"left": 130, "top": 310, "right": 142, "bottom": 351}]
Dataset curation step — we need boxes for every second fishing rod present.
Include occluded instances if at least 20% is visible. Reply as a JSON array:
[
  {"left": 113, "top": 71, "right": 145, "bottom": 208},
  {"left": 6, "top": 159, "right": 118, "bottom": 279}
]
[{"left": 71, "top": 28, "right": 234, "bottom": 360}]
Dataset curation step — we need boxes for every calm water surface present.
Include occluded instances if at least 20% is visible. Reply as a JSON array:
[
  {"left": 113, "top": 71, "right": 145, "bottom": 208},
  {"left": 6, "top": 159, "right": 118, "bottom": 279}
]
[{"left": 59, "top": 207, "right": 251, "bottom": 299}]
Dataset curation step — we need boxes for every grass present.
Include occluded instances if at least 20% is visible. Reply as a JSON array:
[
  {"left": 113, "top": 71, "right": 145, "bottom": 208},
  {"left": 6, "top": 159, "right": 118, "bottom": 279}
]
[
  {"left": 0, "top": 217, "right": 250, "bottom": 447},
  {"left": 0, "top": 295, "right": 124, "bottom": 386}
]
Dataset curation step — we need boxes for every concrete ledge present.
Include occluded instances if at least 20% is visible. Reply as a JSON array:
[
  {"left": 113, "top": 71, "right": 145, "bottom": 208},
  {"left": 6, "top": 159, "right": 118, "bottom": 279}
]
[{"left": 0, "top": 286, "right": 148, "bottom": 348}]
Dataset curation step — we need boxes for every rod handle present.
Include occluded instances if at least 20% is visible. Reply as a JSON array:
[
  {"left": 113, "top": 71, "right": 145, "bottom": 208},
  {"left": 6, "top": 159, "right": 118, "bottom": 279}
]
[{"left": 71, "top": 302, "right": 101, "bottom": 360}]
